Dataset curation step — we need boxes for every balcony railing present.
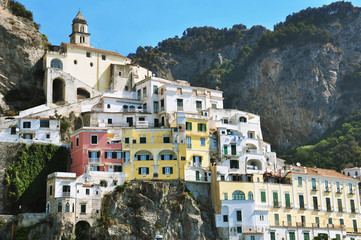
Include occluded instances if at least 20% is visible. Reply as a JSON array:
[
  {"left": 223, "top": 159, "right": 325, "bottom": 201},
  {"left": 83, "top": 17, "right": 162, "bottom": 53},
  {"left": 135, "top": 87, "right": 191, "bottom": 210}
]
[
  {"left": 136, "top": 121, "right": 148, "bottom": 128},
  {"left": 177, "top": 106, "right": 183, "bottom": 111},
  {"left": 62, "top": 192, "right": 70, "bottom": 197},
  {"left": 88, "top": 158, "right": 100, "bottom": 164}
]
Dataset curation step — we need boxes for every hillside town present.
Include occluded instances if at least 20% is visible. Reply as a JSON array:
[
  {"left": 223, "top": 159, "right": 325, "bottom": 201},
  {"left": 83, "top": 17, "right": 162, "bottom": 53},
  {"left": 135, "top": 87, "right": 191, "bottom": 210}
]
[{"left": 2, "top": 11, "right": 361, "bottom": 240}]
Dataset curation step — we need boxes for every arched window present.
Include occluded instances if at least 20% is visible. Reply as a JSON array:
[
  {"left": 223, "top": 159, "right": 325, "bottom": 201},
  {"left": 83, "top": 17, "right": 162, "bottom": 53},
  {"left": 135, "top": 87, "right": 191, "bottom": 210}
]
[
  {"left": 129, "top": 105, "right": 135, "bottom": 112},
  {"left": 80, "top": 26, "right": 84, "bottom": 32},
  {"left": 248, "top": 191, "right": 254, "bottom": 200},
  {"left": 123, "top": 105, "right": 128, "bottom": 112},
  {"left": 239, "top": 117, "right": 247, "bottom": 123},
  {"left": 50, "top": 59, "right": 63, "bottom": 70},
  {"left": 196, "top": 171, "right": 200, "bottom": 181},
  {"left": 65, "top": 202, "right": 70, "bottom": 212},
  {"left": 232, "top": 190, "right": 245, "bottom": 200},
  {"left": 58, "top": 202, "right": 62, "bottom": 212}
]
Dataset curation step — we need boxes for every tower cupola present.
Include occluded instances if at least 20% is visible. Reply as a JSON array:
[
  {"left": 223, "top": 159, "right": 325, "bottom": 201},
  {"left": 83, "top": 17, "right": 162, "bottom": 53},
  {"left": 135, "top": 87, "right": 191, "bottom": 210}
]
[{"left": 69, "top": 11, "right": 91, "bottom": 46}]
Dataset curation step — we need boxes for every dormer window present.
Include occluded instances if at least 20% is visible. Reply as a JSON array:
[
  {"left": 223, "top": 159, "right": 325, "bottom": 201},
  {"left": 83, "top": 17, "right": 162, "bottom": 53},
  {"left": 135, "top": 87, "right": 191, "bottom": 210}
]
[{"left": 86, "top": 52, "right": 91, "bottom": 58}]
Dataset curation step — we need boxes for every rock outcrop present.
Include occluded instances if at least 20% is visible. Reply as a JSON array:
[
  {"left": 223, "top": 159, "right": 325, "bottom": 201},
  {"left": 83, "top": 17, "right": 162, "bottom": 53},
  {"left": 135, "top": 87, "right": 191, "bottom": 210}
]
[
  {"left": 0, "top": 7, "right": 45, "bottom": 113},
  {"left": 94, "top": 181, "right": 217, "bottom": 240}
]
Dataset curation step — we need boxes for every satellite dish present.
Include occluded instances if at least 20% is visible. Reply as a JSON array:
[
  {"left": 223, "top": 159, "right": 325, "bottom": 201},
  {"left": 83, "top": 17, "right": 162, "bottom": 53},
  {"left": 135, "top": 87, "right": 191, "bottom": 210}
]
[
  {"left": 296, "top": 162, "right": 301, "bottom": 167},
  {"left": 16, "top": 128, "right": 19, "bottom": 132}
]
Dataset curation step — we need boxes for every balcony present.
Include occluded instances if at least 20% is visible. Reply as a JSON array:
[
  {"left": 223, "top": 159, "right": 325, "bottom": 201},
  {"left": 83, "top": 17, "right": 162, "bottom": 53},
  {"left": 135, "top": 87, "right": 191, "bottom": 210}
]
[
  {"left": 88, "top": 158, "right": 100, "bottom": 164},
  {"left": 136, "top": 121, "right": 148, "bottom": 128},
  {"left": 312, "top": 223, "right": 320, "bottom": 228},
  {"left": 62, "top": 192, "right": 70, "bottom": 197},
  {"left": 297, "top": 222, "right": 306, "bottom": 227},
  {"left": 327, "top": 224, "right": 334, "bottom": 228},
  {"left": 177, "top": 106, "right": 183, "bottom": 111}
]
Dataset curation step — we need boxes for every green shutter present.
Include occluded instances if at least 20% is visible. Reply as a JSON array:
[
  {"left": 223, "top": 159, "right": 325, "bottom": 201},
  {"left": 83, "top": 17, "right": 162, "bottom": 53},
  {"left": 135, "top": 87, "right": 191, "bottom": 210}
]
[
  {"left": 351, "top": 199, "right": 355, "bottom": 213},
  {"left": 353, "top": 219, "right": 358, "bottom": 232},
  {"left": 274, "top": 213, "right": 279, "bottom": 225},
  {"left": 224, "top": 146, "right": 228, "bottom": 155},
  {"left": 261, "top": 191, "right": 266, "bottom": 202},
  {"left": 197, "top": 123, "right": 201, "bottom": 131},
  {"left": 304, "top": 233, "right": 310, "bottom": 240},
  {"left": 270, "top": 232, "right": 276, "bottom": 240},
  {"left": 287, "top": 214, "right": 292, "bottom": 226},
  {"left": 203, "top": 123, "right": 206, "bottom": 132},
  {"left": 237, "top": 211, "right": 242, "bottom": 221},
  {"left": 273, "top": 192, "right": 278, "bottom": 207},
  {"left": 285, "top": 193, "right": 290, "bottom": 207},
  {"left": 338, "top": 199, "right": 343, "bottom": 212}
]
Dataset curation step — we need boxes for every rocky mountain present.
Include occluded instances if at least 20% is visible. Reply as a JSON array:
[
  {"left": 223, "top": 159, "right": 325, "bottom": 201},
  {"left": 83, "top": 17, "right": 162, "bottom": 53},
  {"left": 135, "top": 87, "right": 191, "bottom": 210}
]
[
  {"left": 130, "top": 2, "right": 361, "bottom": 151},
  {"left": 0, "top": 1, "right": 46, "bottom": 113}
]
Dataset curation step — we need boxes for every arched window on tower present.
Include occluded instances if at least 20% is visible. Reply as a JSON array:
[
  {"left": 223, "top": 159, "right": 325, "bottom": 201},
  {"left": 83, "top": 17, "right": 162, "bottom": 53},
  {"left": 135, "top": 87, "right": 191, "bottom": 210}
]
[
  {"left": 80, "top": 25, "right": 84, "bottom": 32},
  {"left": 50, "top": 59, "right": 63, "bottom": 70},
  {"left": 65, "top": 202, "right": 70, "bottom": 212}
]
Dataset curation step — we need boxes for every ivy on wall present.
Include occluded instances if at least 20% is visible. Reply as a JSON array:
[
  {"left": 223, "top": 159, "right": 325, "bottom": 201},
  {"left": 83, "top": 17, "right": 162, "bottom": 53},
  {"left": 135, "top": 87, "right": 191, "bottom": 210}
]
[{"left": 4, "top": 144, "right": 69, "bottom": 211}]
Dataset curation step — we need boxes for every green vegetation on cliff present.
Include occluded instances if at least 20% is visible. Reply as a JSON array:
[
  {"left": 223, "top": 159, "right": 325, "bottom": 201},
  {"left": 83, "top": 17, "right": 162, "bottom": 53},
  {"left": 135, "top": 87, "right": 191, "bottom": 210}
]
[
  {"left": 283, "top": 109, "right": 361, "bottom": 171},
  {"left": 4, "top": 144, "right": 69, "bottom": 212}
]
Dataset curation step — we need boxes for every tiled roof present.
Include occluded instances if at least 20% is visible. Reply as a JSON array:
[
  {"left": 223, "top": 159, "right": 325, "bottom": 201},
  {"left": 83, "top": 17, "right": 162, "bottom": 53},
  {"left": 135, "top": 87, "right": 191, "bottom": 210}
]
[
  {"left": 62, "top": 42, "right": 129, "bottom": 59},
  {"left": 292, "top": 166, "right": 358, "bottom": 181}
]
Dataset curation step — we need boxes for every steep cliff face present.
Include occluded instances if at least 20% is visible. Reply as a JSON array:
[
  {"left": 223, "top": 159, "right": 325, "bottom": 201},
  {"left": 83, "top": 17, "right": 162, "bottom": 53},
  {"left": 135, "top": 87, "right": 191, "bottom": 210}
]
[
  {"left": 0, "top": 7, "right": 45, "bottom": 113},
  {"left": 94, "top": 181, "right": 217, "bottom": 240},
  {"left": 136, "top": 3, "right": 361, "bottom": 150}
]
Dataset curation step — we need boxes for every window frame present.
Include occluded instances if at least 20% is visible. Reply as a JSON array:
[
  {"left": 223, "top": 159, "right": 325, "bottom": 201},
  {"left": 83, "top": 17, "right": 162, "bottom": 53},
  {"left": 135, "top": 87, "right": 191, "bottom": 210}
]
[{"left": 90, "top": 134, "right": 98, "bottom": 145}]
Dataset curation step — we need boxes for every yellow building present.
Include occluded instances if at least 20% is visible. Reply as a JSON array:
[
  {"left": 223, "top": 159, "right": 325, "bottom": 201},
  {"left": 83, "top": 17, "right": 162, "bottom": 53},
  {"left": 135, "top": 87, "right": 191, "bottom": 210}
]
[
  {"left": 211, "top": 165, "right": 361, "bottom": 240},
  {"left": 121, "top": 127, "right": 184, "bottom": 180}
]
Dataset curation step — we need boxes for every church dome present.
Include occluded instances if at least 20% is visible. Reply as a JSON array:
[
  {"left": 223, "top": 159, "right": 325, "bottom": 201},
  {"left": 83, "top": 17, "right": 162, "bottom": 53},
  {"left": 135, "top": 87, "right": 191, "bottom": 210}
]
[{"left": 72, "top": 11, "right": 87, "bottom": 24}]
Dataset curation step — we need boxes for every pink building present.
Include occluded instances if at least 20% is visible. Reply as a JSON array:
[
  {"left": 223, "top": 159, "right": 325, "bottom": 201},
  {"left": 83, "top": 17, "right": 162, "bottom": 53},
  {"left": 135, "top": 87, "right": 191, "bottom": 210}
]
[{"left": 70, "top": 128, "right": 122, "bottom": 176}]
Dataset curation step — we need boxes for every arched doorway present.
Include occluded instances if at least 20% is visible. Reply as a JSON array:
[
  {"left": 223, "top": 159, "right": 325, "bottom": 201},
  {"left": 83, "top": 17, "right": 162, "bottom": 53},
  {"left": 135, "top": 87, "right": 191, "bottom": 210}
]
[
  {"left": 53, "top": 78, "right": 65, "bottom": 104},
  {"left": 75, "top": 221, "right": 91, "bottom": 239},
  {"left": 77, "top": 88, "right": 90, "bottom": 100}
]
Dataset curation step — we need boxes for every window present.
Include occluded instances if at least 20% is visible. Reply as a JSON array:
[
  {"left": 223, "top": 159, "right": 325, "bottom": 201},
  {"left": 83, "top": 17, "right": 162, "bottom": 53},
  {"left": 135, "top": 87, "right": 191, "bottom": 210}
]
[
  {"left": 81, "top": 204, "right": 86, "bottom": 213},
  {"left": 325, "top": 180, "right": 329, "bottom": 191},
  {"left": 196, "top": 101, "right": 202, "bottom": 110},
  {"left": 289, "top": 232, "right": 295, "bottom": 240},
  {"left": 23, "top": 121, "right": 31, "bottom": 128},
  {"left": 247, "top": 131, "right": 254, "bottom": 138},
  {"left": 223, "top": 145, "right": 228, "bottom": 155},
  {"left": 340, "top": 218, "right": 344, "bottom": 226},
  {"left": 301, "top": 215, "right": 306, "bottom": 226},
  {"left": 46, "top": 134, "right": 50, "bottom": 139},
  {"left": 125, "top": 86, "right": 129, "bottom": 91},
  {"left": 304, "top": 233, "right": 310, "bottom": 240},
  {"left": 328, "top": 218, "right": 333, "bottom": 224},
  {"left": 232, "top": 190, "right": 245, "bottom": 200},
  {"left": 88, "top": 151, "right": 100, "bottom": 160},
  {"left": 273, "top": 192, "right": 279, "bottom": 207},
  {"left": 212, "top": 140, "right": 217, "bottom": 148},
  {"left": 236, "top": 210, "right": 242, "bottom": 221},
  {"left": 105, "top": 151, "right": 113, "bottom": 159},
  {"left": 143, "top": 87, "right": 147, "bottom": 98},
  {"left": 299, "top": 194, "right": 305, "bottom": 209},
  {"left": 313, "top": 196, "right": 318, "bottom": 210},
  {"left": 248, "top": 191, "right": 253, "bottom": 200},
  {"left": 326, "top": 197, "right": 331, "bottom": 211},
  {"left": 231, "top": 144, "right": 236, "bottom": 155},
  {"left": 40, "top": 120, "right": 50, "bottom": 128},
  {"left": 125, "top": 138, "right": 129, "bottom": 144},
  {"left": 187, "top": 137, "right": 191, "bottom": 148},
  {"left": 260, "top": 215, "right": 264, "bottom": 221},
  {"left": 311, "top": 178, "right": 317, "bottom": 190},
  {"left": 230, "top": 160, "right": 239, "bottom": 169},
  {"left": 274, "top": 213, "right": 279, "bottom": 226},
  {"left": 349, "top": 183, "right": 353, "bottom": 194},
  {"left": 76, "top": 136, "right": 79, "bottom": 146},
  {"left": 58, "top": 202, "right": 62, "bottom": 212},
  {"left": 287, "top": 214, "right": 292, "bottom": 226},
  {"left": 200, "top": 137, "right": 205, "bottom": 146},
  {"left": 224, "top": 193, "right": 228, "bottom": 200},
  {"left": 153, "top": 101, "right": 159, "bottom": 113},
  {"left": 118, "top": 71, "right": 122, "bottom": 76},
  {"left": 114, "top": 165, "right": 122, "bottom": 172},
  {"left": 351, "top": 199, "right": 356, "bottom": 213},
  {"left": 193, "top": 156, "right": 202, "bottom": 166},
  {"left": 137, "top": 155, "right": 150, "bottom": 161},
  {"left": 353, "top": 219, "right": 358, "bottom": 232},
  {"left": 65, "top": 202, "right": 70, "bottom": 212},
  {"left": 91, "top": 135, "right": 98, "bottom": 145},
  {"left": 153, "top": 85, "right": 158, "bottom": 94},
  {"left": 124, "top": 151, "right": 130, "bottom": 162},
  {"left": 315, "top": 216, "right": 319, "bottom": 226},
  {"left": 162, "top": 167, "right": 173, "bottom": 175},
  {"left": 261, "top": 191, "right": 266, "bottom": 202},
  {"left": 223, "top": 215, "right": 228, "bottom": 222},
  {"left": 338, "top": 199, "right": 343, "bottom": 212},
  {"left": 49, "top": 185, "right": 53, "bottom": 195},
  {"left": 139, "top": 167, "right": 149, "bottom": 175},
  {"left": 163, "top": 136, "right": 170, "bottom": 143},
  {"left": 86, "top": 52, "right": 91, "bottom": 57},
  {"left": 108, "top": 118, "right": 112, "bottom": 124},
  {"left": 139, "top": 136, "right": 146, "bottom": 144},
  {"left": 86, "top": 189, "right": 90, "bottom": 195},
  {"left": 285, "top": 193, "right": 291, "bottom": 208},
  {"left": 240, "top": 117, "right": 247, "bottom": 123},
  {"left": 161, "top": 154, "right": 172, "bottom": 160},
  {"left": 74, "top": 60, "right": 77, "bottom": 65},
  {"left": 270, "top": 232, "right": 276, "bottom": 240},
  {"left": 177, "top": 99, "right": 183, "bottom": 111},
  {"left": 197, "top": 123, "right": 207, "bottom": 132},
  {"left": 298, "top": 177, "right": 302, "bottom": 186},
  {"left": 186, "top": 122, "right": 192, "bottom": 131},
  {"left": 236, "top": 227, "right": 242, "bottom": 234},
  {"left": 102, "top": 55, "right": 106, "bottom": 60}
]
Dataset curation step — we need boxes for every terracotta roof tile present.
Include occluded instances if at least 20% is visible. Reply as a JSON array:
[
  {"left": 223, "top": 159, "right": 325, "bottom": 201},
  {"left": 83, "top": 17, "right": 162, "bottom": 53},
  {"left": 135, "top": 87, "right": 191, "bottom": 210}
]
[{"left": 292, "top": 166, "right": 358, "bottom": 181}]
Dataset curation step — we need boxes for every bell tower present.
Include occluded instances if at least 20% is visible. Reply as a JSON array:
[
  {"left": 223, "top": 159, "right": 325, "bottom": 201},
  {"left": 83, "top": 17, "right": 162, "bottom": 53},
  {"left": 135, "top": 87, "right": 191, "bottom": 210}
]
[{"left": 69, "top": 11, "right": 90, "bottom": 46}]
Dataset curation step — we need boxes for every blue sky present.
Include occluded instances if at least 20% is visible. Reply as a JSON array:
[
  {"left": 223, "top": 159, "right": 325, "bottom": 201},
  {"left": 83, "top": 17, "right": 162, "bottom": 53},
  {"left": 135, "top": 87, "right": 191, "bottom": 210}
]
[{"left": 19, "top": 0, "right": 361, "bottom": 56}]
